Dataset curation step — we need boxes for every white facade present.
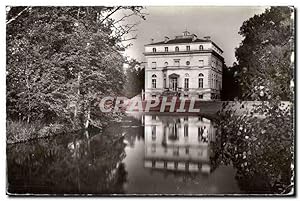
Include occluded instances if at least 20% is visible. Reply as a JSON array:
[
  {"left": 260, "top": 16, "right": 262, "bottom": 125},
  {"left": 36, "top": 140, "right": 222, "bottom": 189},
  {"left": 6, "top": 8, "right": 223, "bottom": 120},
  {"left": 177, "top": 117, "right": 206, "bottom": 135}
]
[
  {"left": 144, "top": 31, "right": 224, "bottom": 100},
  {"left": 144, "top": 115, "right": 216, "bottom": 173}
]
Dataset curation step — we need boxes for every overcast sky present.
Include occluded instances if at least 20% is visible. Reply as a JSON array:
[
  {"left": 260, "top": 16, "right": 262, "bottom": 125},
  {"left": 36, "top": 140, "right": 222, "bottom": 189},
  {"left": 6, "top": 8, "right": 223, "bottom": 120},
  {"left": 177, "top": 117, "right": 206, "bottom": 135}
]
[{"left": 121, "top": 6, "right": 269, "bottom": 66}]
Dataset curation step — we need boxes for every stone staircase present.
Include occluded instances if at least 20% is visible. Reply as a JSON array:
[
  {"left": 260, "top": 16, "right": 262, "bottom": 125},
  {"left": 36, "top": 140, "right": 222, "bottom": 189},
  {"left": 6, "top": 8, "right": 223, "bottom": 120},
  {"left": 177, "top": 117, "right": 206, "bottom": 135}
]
[{"left": 161, "top": 90, "right": 180, "bottom": 97}]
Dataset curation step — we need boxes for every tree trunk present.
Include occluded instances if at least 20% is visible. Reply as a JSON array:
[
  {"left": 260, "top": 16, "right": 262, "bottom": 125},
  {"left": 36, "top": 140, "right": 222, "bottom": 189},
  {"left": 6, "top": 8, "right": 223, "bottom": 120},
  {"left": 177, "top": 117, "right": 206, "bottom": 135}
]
[
  {"left": 74, "top": 73, "right": 81, "bottom": 126},
  {"left": 85, "top": 104, "right": 91, "bottom": 129}
]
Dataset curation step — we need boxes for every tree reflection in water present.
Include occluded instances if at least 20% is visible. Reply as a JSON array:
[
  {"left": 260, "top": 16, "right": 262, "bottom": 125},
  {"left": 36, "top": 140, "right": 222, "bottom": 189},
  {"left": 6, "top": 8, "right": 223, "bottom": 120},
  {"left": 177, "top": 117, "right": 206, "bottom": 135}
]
[
  {"left": 142, "top": 113, "right": 293, "bottom": 194},
  {"left": 7, "top": 111, "right": 293, "bottom": 195},
  {"left": 213, "top": 103, "right": 293, "bottom": 194},
  {"left": 7, "top": 126, "right": 127, "bottom": 194}
]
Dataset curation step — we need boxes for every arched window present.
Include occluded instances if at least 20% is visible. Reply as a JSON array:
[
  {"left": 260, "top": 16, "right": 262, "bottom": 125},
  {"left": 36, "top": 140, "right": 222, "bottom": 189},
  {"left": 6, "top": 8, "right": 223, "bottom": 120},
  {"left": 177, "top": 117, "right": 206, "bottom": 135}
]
[
  {"left": 198, "top": 73, "right": 204, "bottom": 88},
  {"left": 164, "top": 62, "right": 168, "bottom": 67},
  {"left": 152, "top": 74, "right": 157, "bottom": 88},
  {"left": 199, "top": 45, "right": 203, "bottom": 50},
  {"left": 153, "top": 48, "right": 156, "bottom": 52},
  {"left": 175, "top": 46, "right": 179, "bottom": 52},
  {"left": 184, "top": 73, "right": 190, "bottom": 91}
]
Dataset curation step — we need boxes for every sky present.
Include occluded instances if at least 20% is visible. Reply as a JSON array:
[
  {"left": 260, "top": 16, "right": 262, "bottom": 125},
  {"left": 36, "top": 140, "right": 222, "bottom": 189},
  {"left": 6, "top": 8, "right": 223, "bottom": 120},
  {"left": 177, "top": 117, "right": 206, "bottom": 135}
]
[{"left": 119, "top": 6, "right": 269, "bottom": 66}]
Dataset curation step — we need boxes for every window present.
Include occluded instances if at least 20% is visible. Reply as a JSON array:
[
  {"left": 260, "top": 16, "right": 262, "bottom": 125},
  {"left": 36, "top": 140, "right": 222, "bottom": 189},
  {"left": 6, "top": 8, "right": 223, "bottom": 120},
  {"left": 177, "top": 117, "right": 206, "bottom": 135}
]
[
  {"left": 175, "top": 46, "right": 179, "bottom": 52},
  {"left": 152, "top": 126, "right": 156, "bottom": 141},
  {"left": 152, "top": 160, "right": 156, "bottom": 168},
  {"left": 174, "top": 60, "right": 180, "bottom": 66},
  {"left": 198, "top": 73, "right": 204, "bottom": 88},
  {"left": 184, "top": 78, "right": 189, "bottom": 90},
  {"left": 199, "top": 60, "right": 204, "bottom": 67},
  {"left": 151, "top": 62, "right": 157, "bottom": 69},
  {"left": 199, "top": 45, "right": 203, "bottom": 50},
  {"left": 199, "top": 78, "right": 203, "bottom": 88},
  {"left": 199, "top": 94, "right": 203, "bottom": 99},
  {"left": 163, "top": 78, "right": 166, "bottom": 88},
  {"left": 186, "top": 61, "right": 190, "bottom": 66},
  {"left": 173, "top": 147, "right": 179, "bottom": 156},
  {"left": 198, "top": 127, "right": 202, "bottom": 141},
  {"left": 165, "top": 47, "right": 168, "bottom": 52},
  {"left": 184, "top": 125, "right": 188, "bottom": 137},
  {"left": 186, "top": 46, "right": 190, "bottom": 51},
  {"left": 152, "top": 74, "right": 157, "bottom": 88},
  {"left": 185, "top": 147, "right": 189, "bottom": 155},
  {"left": 185, "top": 162, "right": 189, "bottom": 170},
  {"left": 164, "top": 62, "right": 168, "bottom": 67},
  {"left": 174, "top": 162, "right": 178, "bottom": 169},
  {"left": 151, "top": 145, "right": 155, "bottom": 154},
  {"left": 152, "top": 48, "right": 156, "bottom": 52}
]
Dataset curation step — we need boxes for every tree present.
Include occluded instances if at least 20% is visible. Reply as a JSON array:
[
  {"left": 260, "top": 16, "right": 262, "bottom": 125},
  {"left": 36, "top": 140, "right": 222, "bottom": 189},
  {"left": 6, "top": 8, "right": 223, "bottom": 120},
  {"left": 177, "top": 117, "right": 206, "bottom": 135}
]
[
  {"left": 221, "top": 63, "right": 241, "bottom": 100},
  {"left": 216, "top": 7, "right": 294, "bottom": 194},
  {"left": 6, "top": 7, "right": 146, "bottom": 129},
  {"left": 235, "top": 6, "right": 294, "bottom": 101},
  {"left": 123, "top": 59, "right": 145, "bottom": 98}
]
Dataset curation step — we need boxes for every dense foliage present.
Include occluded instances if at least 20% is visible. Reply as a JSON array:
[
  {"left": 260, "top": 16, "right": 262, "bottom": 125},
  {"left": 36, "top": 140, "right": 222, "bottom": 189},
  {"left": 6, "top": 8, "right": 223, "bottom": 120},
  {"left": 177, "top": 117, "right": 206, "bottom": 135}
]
[
  {"left": 7, "top": 7, "right": 146, "bottom": 129},
  {"left": 234, "top": 6, "right": 294, "bottom": 101},
  {"left": 217, "top": 7, "right": 294, "bottom": 194},
  {"left": 214, "top": 102, "right": 293, "bottom": 193}
]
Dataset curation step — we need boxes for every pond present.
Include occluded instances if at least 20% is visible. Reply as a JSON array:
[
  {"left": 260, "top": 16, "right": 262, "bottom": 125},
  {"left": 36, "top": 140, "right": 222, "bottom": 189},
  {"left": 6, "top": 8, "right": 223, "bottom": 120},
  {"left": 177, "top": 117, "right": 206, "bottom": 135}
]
[{"left": 6, "top": 113, "right": 291, "bottom": 195}]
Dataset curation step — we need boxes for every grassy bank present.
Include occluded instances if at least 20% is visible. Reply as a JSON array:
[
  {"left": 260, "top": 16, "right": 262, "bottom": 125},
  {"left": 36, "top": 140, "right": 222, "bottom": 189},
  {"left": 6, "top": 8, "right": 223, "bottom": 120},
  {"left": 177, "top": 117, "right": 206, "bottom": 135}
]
[{"left": 6, "top": 121, "right": 72, "bottom": 144}]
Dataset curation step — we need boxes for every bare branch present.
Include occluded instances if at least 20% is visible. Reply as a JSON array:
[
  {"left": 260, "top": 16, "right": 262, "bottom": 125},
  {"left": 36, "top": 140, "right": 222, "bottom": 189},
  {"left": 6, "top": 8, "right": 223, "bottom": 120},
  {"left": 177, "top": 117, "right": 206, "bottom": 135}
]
[
  {"left": 100, "top": 6, "right": 122, "bottom": 24},
  {"left": 113, "top": 12, "right": 136, "bottom": 25},
  {"left": 121, "top": 35, "right": 138, "bottom": 42},
  {"left": 6, "top": 6, "right": 30, "bottom": 25}
]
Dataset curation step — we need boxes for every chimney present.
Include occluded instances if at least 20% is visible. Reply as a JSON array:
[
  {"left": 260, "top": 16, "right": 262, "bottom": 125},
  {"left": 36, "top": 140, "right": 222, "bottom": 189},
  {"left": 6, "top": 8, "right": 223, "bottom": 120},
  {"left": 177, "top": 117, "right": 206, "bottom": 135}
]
[
  {"left": 204, "top": 36, "right": 211, "bottom": 40},
  {"left": 164, "top": 36, "right": 169, "bottom": 43},
  {"left": 183, "top": 30, "right": 190, "bottom": 36},
  {"left": 150, "top": 38, "right": 154, "bottom": 44},
  {"left": 192, "top": 34, "right": 197, "bottom": 41}
]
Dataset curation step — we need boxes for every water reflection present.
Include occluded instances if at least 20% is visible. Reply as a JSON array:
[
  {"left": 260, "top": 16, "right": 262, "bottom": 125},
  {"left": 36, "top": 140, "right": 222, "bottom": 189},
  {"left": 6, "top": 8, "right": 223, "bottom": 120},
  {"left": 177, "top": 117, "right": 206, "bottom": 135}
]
[
  {"left": 144, "top": 115, "right": 216, "bottom": 174},
  {"left": 7, "top": 128, "right": 127, "bottom": 194},
  {"left": 7, "top": 114, "right": 242, "bottom": 195}
]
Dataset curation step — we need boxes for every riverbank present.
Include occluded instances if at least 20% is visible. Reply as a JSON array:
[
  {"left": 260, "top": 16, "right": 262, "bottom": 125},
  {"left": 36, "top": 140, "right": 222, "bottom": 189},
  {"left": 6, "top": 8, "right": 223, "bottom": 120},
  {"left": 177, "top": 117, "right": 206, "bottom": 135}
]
[
  {"left": 6, "top": 121, "right": 74, "bottom": 144},
  {"left": 6, "top": 113, "right": 122, "bottom": 144},
  {"left": 127, "top": 100, "right": 291, "bottom": 116},
  {"left": 7, "top": 100, "right": 291, "bottom": 144}
]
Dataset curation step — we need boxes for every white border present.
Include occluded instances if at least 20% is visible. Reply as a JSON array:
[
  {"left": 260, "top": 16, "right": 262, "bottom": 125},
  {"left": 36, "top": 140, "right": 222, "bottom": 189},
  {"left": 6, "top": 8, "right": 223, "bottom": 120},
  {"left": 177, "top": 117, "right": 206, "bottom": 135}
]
[{"left": 1, "top": 1, "right": 299, "bottom": 201}]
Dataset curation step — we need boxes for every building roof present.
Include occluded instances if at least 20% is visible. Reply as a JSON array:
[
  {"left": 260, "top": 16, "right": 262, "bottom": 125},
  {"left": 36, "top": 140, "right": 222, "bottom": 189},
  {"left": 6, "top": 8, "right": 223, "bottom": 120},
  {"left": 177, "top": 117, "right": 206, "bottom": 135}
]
[
  {"left": 147, "top": 38, "right": 208, "bottom": 45},
  {"left": 145, "top": 37, "right": 223, "bottom": 53}
]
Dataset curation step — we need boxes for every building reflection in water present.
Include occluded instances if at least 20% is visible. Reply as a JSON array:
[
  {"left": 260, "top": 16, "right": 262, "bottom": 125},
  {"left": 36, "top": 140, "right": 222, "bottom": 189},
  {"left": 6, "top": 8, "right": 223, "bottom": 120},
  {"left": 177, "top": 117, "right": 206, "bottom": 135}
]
[{"left": 144, "top": 115, "right": 216, "bottom": 174}]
